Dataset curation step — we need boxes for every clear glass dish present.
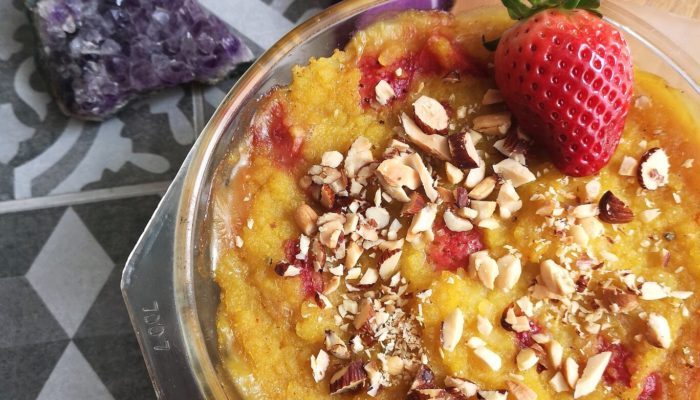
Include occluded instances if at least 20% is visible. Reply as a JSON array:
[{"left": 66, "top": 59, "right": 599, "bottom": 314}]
[{"left": 121, "top": 1, "right": 700, "bottom": 399}]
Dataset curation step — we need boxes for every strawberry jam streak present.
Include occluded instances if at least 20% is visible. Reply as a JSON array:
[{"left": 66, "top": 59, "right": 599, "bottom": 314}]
[
  {"left": 637, "top": 373, "right": 663, "bottom": 400},
  {"left": 598, "top": 337, "right": 633, "bottom": 387},
  {"left": 428, "top": 222, "right": 485, "bottom": 271},
  {"left": 358, "top": 35, "right": 484, "bottom": 106},
  {"left": 251, "top": 99, "right": 302, "bottom": 169},
  {"left": 284, "top": 239, "right": 324, "bottom": 298}
]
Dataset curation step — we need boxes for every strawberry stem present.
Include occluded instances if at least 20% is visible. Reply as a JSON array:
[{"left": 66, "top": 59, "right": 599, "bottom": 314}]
[{"left": 501, "top": 0, "right": 601, "bottom": 20}]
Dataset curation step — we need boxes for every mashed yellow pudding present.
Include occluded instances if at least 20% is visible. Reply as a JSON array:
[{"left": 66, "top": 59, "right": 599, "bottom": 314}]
[{"left": 209, "top": 9, "right": 700, "bottom": 400}]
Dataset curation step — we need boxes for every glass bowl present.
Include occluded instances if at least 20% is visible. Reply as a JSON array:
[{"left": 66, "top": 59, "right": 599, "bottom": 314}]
[{"left": 122, "top": 1, "right": 700, "bottom": 399}]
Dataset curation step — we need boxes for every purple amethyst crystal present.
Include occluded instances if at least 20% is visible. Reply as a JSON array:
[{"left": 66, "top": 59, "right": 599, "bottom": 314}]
[{"left": 27, "top": 0, "right": 253, "bottom": 120}]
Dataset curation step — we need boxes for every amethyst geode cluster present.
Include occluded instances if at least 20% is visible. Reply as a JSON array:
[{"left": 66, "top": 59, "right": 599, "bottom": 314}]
[{"left": 27, "top": 0, "right": 253, "bottom": 120}]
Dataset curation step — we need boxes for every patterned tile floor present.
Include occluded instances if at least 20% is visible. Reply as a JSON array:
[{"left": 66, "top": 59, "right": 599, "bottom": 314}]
[{"left": 0, "top": 0, "right": 335, "bottom": 398}]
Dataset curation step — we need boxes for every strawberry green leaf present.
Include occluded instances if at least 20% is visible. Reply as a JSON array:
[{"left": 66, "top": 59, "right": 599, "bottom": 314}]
[
  {"left": 482, "top": 35, "right": 501, "bottom": 51},
  {"left": 501, "top": 0, "right": 600, "bottom": 20}
]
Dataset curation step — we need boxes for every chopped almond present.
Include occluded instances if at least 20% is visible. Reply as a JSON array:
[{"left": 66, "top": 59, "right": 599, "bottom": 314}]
[
  {"left": 574, "top": 352, "right": 611, "bottom": 398},
  {"left": 295, "top": 204, "right": 319, "bottom": 236},
  {"left": 401, "top": 113, "right": 450, "bottom": 160},
  {"left": 550, "top": 371, "right": 570, "bottom": 393},
  {"left": 441, "top": 308, "right": 465, "bottom": 352},
  {"left": 375, "top": 80, "right": 396, "bottom": 105},
  {"left": 445, "top": 162, "right": 465, "bottom": 184},
  {"left": 477, "top": 315, "right": 493, "bottom": 336},
  {"left": 443, "top": 209, "right": 473, "bottom": 232},
  {"left": 408, "top": 203, "right": 438, "bottom": 234},
  {"left": 448, "top": 130, "right": 481, "bottom": 169},
  {"left": 618, "top": 156, "right": 638, "bottom": 176},
  {"left": 406, "top": 153, "right": 439, "bottom": 202},
  {"left": 464, "top": 152, "right": 486, "bottom": 188},
  {"left": 548, "top": 340, "right": 563, "bottom": 369},
  {"left": 638, "top": 147, "right": 669, "bottom": 190},
  {"left": 474, "top": 346, "right": 502, "bottom": 371},
  {"left": 570, "top": 204, "right": 599, "bottom": 219},
  {"left": 563, "top": 357, "right": 580, "bottom": 389},
  {"left": 482, "top": 88, "right": 504, "bottom": 105},
  {"left": 493, "top": 158, "right": 536, "bottom": 188},
  {"left": 646, "top": 313, "right": 671, "bottom": 349},
  {"left": 401, "top": 192, "right": 427, "bottom": 216},
  {"left": 311, "top": 350, "right": 330, "bottom": 382},
  {"left": 507, "top": 380, "right": 537, "bottom": 400},
  {"left": 325, "top": 330, "right": 350, "bottom": 360},
  {"left": 470, "top": 251, "right": 499, "bottom": 289},
  {"left": 516, "top": 348, "right": 539, "bottom": 371},
  {"left": 495, "top": 254, "right": 521, "bottom": 291},
  {"left": 497, "top": 180, "right": 522, "bottom": 219},
  {"left": 469, "top": 175, "right": 498, "bottom": 200},
  {"left": 540, "top": 260, "right": 575, "bottom": 296},
  {"left": 376, "top": 157, "right": 420, "bottom": 191},
  {"left": 344, "top": 241, "right": 363, "bottom": 269},
  {"left": 472, "top": 112, "right": 511, "bottom": 135},
  {"left": 445, "top": 376, "right": 477, "bottom": 397},
  {"left": 330, "top": 360, "right": 367, "bottom": 394},
  {"left": 344, "top": 137, "right": 374, "bottom": 178},
  {"left": 414, "top": 95, "right": 449, "bottom": 132}
]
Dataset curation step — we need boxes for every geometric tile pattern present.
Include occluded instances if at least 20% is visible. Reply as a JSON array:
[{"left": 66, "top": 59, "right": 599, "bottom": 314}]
[{"left": 0, "top": 1, "right": 335, "bottom": 398}]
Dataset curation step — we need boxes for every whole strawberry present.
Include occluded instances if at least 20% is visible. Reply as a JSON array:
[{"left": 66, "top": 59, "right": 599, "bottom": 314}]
[{"left": 493, "top": 0, "right": 633, "bottom": 176}]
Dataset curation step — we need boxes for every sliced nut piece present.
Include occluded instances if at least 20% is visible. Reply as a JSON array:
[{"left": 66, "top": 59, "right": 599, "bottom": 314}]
[
  {"left": 640, "top": 208, "right": 661, "bottom": 223},
  {"left": 497, "top": 180, "right": 522, "bottom": 219},
  {"left": 410, "top": 364, "right": 436, "bottom": 390},
  {"left": 448, "top": 130, "right": 480, "bottom": 169},
  {"left": 467, "top": 336, "right": 487, "bottom": 349},
  {"left": 344, "top": 241, "right": 363, "bottom": 269},
  {"left": 321, "top": 151, "right": 343, "bottom": 169},
  {"left": 563, "top": 357, "right": 579, "bottom": 389},
  {"left": 598, "top": 191, "right": 634, "bottom": 223},
  {"left": 457, "top": 206, "right": 478, "bottom": 220},
  {"left": 353, "top": 298, "right": 375, "bottom": 330},
  {"left": 311, "top": 349, "right": 330, "bottom": 382},
  {"left": 548, "top": 340, "right": 563, "bottom": 369},
  {"left": 445, "top": 376, "right": 477, "bottom": 397},
  {"left": 330, "top": 360, "right": 367, "bottom": 394},
  {"left": 464, "top": 154, "right": 486, "bottom": 188},
  {"left": 376, "top": 156, "right": 420, "bottom": 190},
  {"left": 441, "top": 308, "right": 465, "bottom": 352},
  {"left": 315, "top": 292, "right": 332, "bottom": 309},
  {"left": 472, "top": 112, "right": 511, "bottom": 135},
  {"left": 445, "top": 162, "right": 465, "bottom": 184},
  {"left": 478, "top": 390, "right": 508, "bottom": 400},
  {"left": 493, "top": 158, "right": 536, "bottom": 188},
  {"left": 444, "top": 209, "right": 474, "bottom": 232},
  {"left": 295, "top": 204, "right": 318, "bottom": 236},
  {"left": 640, "top": 281, "right": 668, "bottom": 300},
  {"left": 570, "top": 224, "right": 589, "bottom": 247},
  {"left": 325, "top": 330, "right": 350, "bottom": 360},
  {"left": 402, "top": 192, "right": 427, "bottom": 216},
  {"left": 495, "top": 254, "right": 522, "bottom": 291},
  {"left": 365, "top": 361, "right": 383, "bottom": 396},
  {"left": 574, "top": 352, "right": 611, "bottom": 398},
  {"left": 454, "top": 187, "right": 470, "bottom": 208},
  {"left": 375, "top": 80, "right": 396, "bottom": 105},
  {"left": 584, "top": 179, "right": 601, "bottom": 202},
  {"left": 274, "top": 262, "right": 301, "bottom": 277},
  {"left": 469, "top": 176, "right": 498, "bottom": 200},
  {"left": 478, "top": 218, "right": 500, "bottom": 230},
  {"left": 516, "top": 348, "right": 539, "bottom": 371},
  {"left": 477, "top": 315, "right": 493, "bottom": 336},
  {"left": 310, "top": 239, "right": 326, "bottom": 271},
  {"left": 365, "top": 206, "right": 390, "bottom": 229},
  {"left": 469, "top": 251, "right": 499, "bottom": 289},
  {"left": 386, "top": 355, "right": 404, "bottom": 376},
  {"left": 540, "top": 260, "right": 575, "bottom": 296},
  {"left": 638, "top": 147, "right": 669, "bottom": 190},
  {"left": 646, "top": 313, "right": 671, "bottom": 349},
  {"left": 401, "top": 113, "right": 450, "bottom": 160},
  {"left": 320, "top": 184, "right": 336, "bottom": 209},
  {"left": 414, "top": 95, "right": 449, "bottom": 132},
  {"left": 406, "top": 153, "right": 439, "bottom": 202},
  {"left": 506, "top": 380, "right": 537, "bottom": 400},
  {"left": 503, "top": 307, "right": 530, "bottom": 332},
  {"left": 359, "top": 268, "right": 379, "bottom": 286},
  {"left": 570, "top": 203, "right": 599, "bottom": 219},
  {"left": 549, "top": 371, "right": 570, "bottom": 393},
  {"left": 344, "top": 137, "right": 374, "bottom": 178},
  {"left": 493, "top": 128, "right": 531, "bottom": 166},
  {"left": 470, "top": 200, "right": 497, "bottom": 222},
  {"left": 473, "top": 346, "right": 502, "bottom": 371},
  {"left": 378, "top": 247, "right": 403, "bottom": 280},
  {"left": 323, "top": 276, "right": 340, "bottom": 295},
  {"left": 408, "top": 203, "right": 438, "bottom": 234},
  {"left": 482, "top": 88, "right": 503, "bottom": 105},
  {"left": 618, "top": 156, "right": 638, "bottom": 176}
]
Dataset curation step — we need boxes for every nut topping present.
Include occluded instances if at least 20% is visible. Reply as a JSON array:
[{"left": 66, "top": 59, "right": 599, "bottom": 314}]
[
  {"left": 325, "top": 330, "right": 350, "bottom": 359},
  {"left": 482, "top": 89, "right": 504, "bottom": 105},
  {"left": 448, "top": 130, "right": 481, "bottom": 169},
  {"left": 311, "top": 349, "right": 330, "bottom": 382},
  {"left": 646, "top": 313, "right": 671, "bottom": 349},
  {"left": 598, "top": 191, "right": 634, "bottom": 224},
  {"left": 516, "top": 348, "right": 538, "bottom": 371},
  {"left": 549, "top": 371, "right": 569, "bottom": 393},
  {"left": 401, "top": 113, "right": 451, "bottom": 161},
  {"left": 618, "top": 156, "right": 638, "bottom": 176},
  {"left": 344, "top": 241, "right": 363, "bottom": 270},
  {"left": 444, "top": 376, "right": 477, "bottom": 397},
  {"left": 443, "top": 209, "right": 473, "bottom": 232},
  {"left": 472, "top": 112, "right": 511, "bottom": 135},
  {"left": 540, "top": 260, "right": 575, "bottom": 296},
  {"left": 274, "top": 262, "right": 301, "bottom": 277},
  {"left": 464, "top": 155, "right": 486, "bottom": 188},
  {"left": 353, "top": 298, "right": 375, "bottom": 330},
  {"left": 601, "top": 287, "right": 638, "bottom": 313},
  {"left": 445, "top": 162, "right": 465, "bottom": 184},
  {"left": 477, "top": 315, "right": 493, "bottom": 335},
  {"left": 473, "top": 346, "right": 502, "bottom": 371},
  {"left": 563, "top": 357, "right": 579, "bottom": 388},
  {"left": 496, "top": 181, "right": 522, "bottom": 219},
  {"left": 329, "top": 360, "right": 367, "bottom": 394},
  {"left": 378, "top": 247, "right": 403, "bottom": 280},
  {"left": 345, "top": 137, "right": 374, "bottom": 178},
  {"left": 406, "top": 153, "right": 439, "bottom": 202},
  {"left": 547, "top": 340, "right": 563, "bottom": 369},
  {"left": 414, "top": 95, "right": 449, "bottom": 132},
  {"left": 495, "top": 254, "right": 521, "bottom": 291},
  {"left": 470, "top": 251, "right": 499, "bottom": 289},
  {"left": 295, "top": 204, "right": 319, "bottom": 236},
  {"left": 468, "top": 175, "right": 497, "bottom": 200},
  {"left": 375, "top": 80, "right": 396, "bottom": 105},
  {"left": 441, "top": 308, "right": 465, "bottom": 352},
  {"left": 638, "top": 147, "right": 669, "bottom": 190},
  {"left": 492, "top": 159, "right": 536, "bottom": 188},
  {"left": 506, "top": 380, "right": 537, "bottom": 400},
  {"left": 574, "top": 352, "right": 611, "bottom": 398},
  {"left": 402, "top": 192, "right": 428, "bottom": 216}
]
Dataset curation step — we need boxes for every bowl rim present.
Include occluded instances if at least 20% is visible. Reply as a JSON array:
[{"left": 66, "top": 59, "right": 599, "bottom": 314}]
[{"left": 172, "top": 1, "right": 700, "bottom": 398}]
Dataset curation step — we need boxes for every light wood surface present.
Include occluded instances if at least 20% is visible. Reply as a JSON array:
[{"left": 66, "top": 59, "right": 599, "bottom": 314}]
[{"left": 622, "top": 0, "right": 700, "bottom": 19}]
